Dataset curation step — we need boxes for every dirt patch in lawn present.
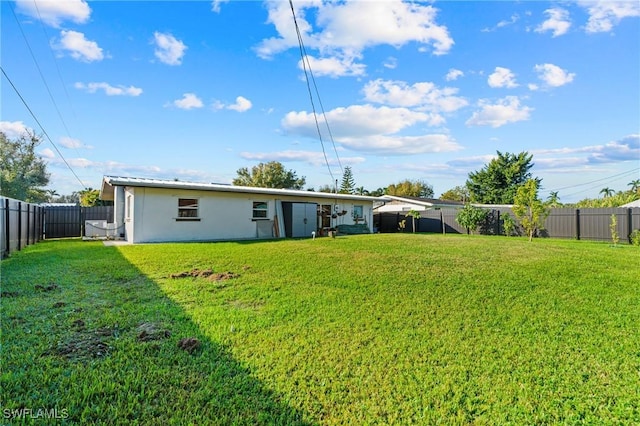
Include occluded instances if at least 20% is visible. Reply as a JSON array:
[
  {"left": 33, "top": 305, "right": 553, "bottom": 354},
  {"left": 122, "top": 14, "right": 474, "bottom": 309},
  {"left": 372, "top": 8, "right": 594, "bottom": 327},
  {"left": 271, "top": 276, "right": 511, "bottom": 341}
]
[
  {"left": 169, "top": 268, "right": 240, "bottom": 282},
  {"left": 178, "top": 337, "right": 200, "bottom": 354},
  {"left": 1, "top": 291, "right": 21, "bottom": 298},
  {"left": 52, "top": 334, "right": 110, "bottom": 361},
  {"left": 35, "top": 283, "right": 59, "bottom": 292},
  {"left": 137, "top": 322, "right": 171, "bottom": 342}
]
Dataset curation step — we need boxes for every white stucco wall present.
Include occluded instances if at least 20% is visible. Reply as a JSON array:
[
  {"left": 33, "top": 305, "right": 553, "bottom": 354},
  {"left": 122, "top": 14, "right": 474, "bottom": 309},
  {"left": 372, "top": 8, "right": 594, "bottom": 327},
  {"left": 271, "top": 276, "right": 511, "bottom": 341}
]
[{"left": 124, "top": 187, "right": 374, "bottom": 243}]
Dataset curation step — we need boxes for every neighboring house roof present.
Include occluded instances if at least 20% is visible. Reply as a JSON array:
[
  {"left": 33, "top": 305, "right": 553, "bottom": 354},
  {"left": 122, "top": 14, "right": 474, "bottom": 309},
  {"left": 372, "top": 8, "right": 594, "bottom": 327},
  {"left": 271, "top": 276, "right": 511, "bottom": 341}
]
[
  {"left": 100, "top": 175, "right": 388, "bottom": 202},
  {"left": 621, "top": 199, "right": 640, "bottom": 208},
  {"left": 373, "top": 195, "right": 465, "bottom": 212}
]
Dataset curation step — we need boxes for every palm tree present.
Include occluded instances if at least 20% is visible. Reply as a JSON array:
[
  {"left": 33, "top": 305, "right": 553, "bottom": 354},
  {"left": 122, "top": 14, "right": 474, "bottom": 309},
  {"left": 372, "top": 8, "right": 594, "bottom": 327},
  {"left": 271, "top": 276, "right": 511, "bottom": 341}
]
[
  {"left": 629, "top": 179, "right": 640, "bottom": 192},
  {"left": 599, "top": 187, "right": 615, "bottom": 198},
  {"left": 546, "top": 191, "right": 561, "bottom": 207}
]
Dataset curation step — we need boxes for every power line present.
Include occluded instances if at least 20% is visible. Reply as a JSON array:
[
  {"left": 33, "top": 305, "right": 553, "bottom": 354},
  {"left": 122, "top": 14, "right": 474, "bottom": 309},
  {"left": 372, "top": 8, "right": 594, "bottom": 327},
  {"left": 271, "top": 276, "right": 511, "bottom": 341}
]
[
  {"left": 1, "top": 66, "right": 87, "bottom": 189},
  {"left": 289, "top": 0, "right": 342, "bottom": 188},
  {"left": 547, "top": 167, "right": 639, "bottom": 194},
  {"left": 9, "top": 1, "right": 80, "bottom": 158}
]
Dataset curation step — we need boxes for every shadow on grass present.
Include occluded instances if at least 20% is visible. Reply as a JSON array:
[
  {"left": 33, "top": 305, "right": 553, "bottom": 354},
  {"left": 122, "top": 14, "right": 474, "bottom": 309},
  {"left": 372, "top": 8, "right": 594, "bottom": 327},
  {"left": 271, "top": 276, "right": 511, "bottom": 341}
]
[{"left": 1, "top": 239, "right": 313, "bottom": 425}]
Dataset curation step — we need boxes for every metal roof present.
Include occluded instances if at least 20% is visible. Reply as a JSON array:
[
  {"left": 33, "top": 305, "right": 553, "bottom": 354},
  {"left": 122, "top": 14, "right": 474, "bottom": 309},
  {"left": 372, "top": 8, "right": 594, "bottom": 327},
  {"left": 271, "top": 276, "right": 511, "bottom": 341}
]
[{"left": 100, "top": 175, "right": 388, "bottom": 202}]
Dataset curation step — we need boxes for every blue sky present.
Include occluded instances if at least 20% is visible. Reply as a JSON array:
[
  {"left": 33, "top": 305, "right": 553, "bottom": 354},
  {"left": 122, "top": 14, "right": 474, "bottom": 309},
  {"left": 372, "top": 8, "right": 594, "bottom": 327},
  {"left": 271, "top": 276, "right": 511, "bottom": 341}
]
[{"left": 2, "top": 0, "right": 639, "bottom": 202}]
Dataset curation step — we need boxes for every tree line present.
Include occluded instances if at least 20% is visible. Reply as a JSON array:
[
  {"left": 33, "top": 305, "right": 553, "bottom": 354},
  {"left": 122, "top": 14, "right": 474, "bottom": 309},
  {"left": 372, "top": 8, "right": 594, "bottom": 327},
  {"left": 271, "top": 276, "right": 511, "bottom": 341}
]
[{"left": 2, "top": 131, "right": 638, "bottom": 210}]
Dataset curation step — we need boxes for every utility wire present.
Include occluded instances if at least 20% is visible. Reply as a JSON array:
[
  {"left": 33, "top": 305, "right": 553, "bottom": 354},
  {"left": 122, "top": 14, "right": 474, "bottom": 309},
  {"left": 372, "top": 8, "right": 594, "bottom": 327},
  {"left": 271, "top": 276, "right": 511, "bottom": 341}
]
[
  {"left": 289, "top": 0, "right": 342, "bottom": 187},
  {"left": 547, "top": 167, "right": 639, "bottom": 195},
  {"left": 10, "top": 1, "right": 80, "bottom": 158},
  {"left": 33, "top": 0, "right": 78, "bottom": 124},
  {"left": 1, "top": 66, "right": 87, "bottom": 189}
]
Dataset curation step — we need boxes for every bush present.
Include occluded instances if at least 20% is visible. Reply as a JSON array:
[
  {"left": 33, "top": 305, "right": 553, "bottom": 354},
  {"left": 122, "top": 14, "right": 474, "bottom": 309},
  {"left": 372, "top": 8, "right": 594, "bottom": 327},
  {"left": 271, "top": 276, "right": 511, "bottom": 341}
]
[
  {"left": 630, "top": 229, "right": 640, "bottom": 247},
  {"left": 456, "top": 204, "right": 488, "bottom": 235},
  {"left": 502, "top": 213, "right": 516, "bottom": 236}
]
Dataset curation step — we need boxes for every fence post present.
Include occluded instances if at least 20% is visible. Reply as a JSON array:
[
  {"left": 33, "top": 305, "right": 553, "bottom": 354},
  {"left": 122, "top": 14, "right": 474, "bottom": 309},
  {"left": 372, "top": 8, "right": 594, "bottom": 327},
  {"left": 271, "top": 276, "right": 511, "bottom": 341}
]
[
  {"left": 627, "top": 208, "right": 633, "bottom": 243},
  {"left": 27, "top": 203, "right": 31, "bottom": 246},
  {"left": 3, "top": 199, "right": 9, "bottom": 258},
  {"left": 17, "top": 201, "right": 22, "bottom": 251},
  {"left": 575, "top": 209, "right": 581, "bottom": 241},
  {"left": 440, "top": 210, "right": 445, "bottom": 235}
]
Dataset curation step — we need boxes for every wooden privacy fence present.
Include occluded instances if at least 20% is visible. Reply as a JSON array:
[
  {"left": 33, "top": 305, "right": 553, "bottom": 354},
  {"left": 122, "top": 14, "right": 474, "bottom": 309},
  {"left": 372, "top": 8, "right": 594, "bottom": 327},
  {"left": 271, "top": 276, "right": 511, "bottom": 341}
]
[
  {"left": 1, "top": 200, "right": 113, "bottom": 258},
  {"left": 375, "top": 207, "right": 640, "bottom": 243}
]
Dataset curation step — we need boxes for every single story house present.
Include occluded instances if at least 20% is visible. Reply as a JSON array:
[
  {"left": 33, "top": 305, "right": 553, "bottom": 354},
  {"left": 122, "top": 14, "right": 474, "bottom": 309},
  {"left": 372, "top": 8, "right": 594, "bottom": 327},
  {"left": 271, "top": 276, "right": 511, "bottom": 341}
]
[{"left": 100, "top": 175, "right": 385, "bottom": 243}]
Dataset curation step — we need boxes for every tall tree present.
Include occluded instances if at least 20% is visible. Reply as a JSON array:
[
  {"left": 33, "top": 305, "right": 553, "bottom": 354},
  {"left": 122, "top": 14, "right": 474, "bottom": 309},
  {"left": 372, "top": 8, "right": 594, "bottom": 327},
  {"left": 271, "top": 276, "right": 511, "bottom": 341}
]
[
  {"left": 513, "top": 179, "right": 549, "bottom": 242},
  {"left": 0, "top": 131, "right": 50, "bottom": 202},
  {"left": 386, "top": 179, "right": 434, "bottom": 198},
  {"left": 233, "top": 161, "right": 306, "bottom": 190},
  {"left": 339, "top": 166, "right": 356, "bottom": 194},
  {"left": 466, "top": 151, "right": 538, "bottom": 204},
  {"left": 629, "top": 179, "right": 640, "bottom": 192},
  {"left": 440, "top": 185, "right": 469, "bottom": 202}
]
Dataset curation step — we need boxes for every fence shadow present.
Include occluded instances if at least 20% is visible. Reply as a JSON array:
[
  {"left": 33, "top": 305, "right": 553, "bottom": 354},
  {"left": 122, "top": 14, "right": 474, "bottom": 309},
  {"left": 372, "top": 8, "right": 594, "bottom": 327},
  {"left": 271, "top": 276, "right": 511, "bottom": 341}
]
[{"left": 1, "top": 240, "right": 314, "bottom": 424}]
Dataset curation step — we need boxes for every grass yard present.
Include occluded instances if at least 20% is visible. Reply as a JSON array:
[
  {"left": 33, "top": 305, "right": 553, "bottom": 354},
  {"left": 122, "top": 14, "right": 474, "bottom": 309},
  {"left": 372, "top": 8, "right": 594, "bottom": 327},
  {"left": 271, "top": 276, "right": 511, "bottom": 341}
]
[{"left": 1, "top": 234, "right": 639, "bottom": 424}]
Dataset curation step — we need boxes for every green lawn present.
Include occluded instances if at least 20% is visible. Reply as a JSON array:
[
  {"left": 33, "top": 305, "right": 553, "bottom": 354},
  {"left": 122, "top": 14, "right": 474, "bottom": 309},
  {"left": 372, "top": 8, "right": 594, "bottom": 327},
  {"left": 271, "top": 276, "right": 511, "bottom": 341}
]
[{"left": 2, "top": 235, "right": 639, "bottom": 424}]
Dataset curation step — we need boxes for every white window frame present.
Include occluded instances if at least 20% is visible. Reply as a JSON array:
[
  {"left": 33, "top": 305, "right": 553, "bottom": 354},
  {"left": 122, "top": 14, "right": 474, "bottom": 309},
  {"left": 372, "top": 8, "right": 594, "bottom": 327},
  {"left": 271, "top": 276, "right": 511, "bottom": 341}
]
[
  {"left": 252, "top": 201, "right": 268, "bottom": 220},
  {"left": 177, "top": 198, "right": 200, "bottom": 221}
]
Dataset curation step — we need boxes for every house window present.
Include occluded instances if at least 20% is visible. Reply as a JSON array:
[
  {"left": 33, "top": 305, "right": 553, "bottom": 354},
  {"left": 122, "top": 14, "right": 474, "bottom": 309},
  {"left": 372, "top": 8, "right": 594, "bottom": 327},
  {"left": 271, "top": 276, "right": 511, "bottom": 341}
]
[
  {"left": 252, "top": 201, "right": 268, "bottom": 219},
  {"left": 353, "top": 205, "right": 363, "bottom": 219},
  {"left": 177, "top": 198, "right": 199, "bottom": 219}
]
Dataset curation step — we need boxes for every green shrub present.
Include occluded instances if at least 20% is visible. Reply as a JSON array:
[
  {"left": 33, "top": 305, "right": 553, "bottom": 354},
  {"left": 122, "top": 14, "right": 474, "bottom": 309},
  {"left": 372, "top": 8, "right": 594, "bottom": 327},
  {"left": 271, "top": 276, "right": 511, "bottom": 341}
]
[
  {"left": 630, "top": 229, "right": 640, "bottom": 246},
  {"left": 502, "top": 212, "right": 516, "bottom": 236}
]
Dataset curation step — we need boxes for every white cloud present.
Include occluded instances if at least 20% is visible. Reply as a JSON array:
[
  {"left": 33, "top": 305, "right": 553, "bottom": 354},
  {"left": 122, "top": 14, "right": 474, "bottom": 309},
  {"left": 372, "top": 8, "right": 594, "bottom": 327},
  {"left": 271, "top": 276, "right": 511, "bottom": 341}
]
[
  {"left": 55, "top": 30, "right": 104, "bottom": 62},
  {"left": 445, "top": 69, "right": 464, "bottom": 81},
  {"left": 488, "top": 67, "right": 518, "bottom": 88},
  {"left": 301, "top": 54, "right": 366, "bottom": 78},
  {"left": 0, "top": 121, "right": 32, "bottom": 139},
  {"left": 534, "top": 63, "right": 575, "bottom": 88},
  {"left": 227, "top": 96, "right": 253, "bottom": 112},
  {"left": 240, "top": 150, "right": 365, "bottom": 167},
  {"left": 482, "top": 14, "right": 519, "bottom": 32},
  {"left": 536, "top": 8, "right": 572, "bottom": 37},
  {"left": 59, "top": 137, "right": 82, "bottom": 149},
  {"left": 211, "top": 0, "right": 229, "bottom": 13},
  {"left": 40, "top": 148, "right": 56, "bottom": 159},
  {"left": 74, "top": 82, "right": 142, "bottom": 96},
  {"left": 256, "top": 0, "right": 453, "bottom": 76},
  {"left": 15, "top": 0, "right": 90, "bottom": 28},
  {"left": 466, "top": 96, "right": 533, "bottom": 128},
  {"left": 588, "top": 134, "right": 640, "bottom": 163},
  {"left": 283, "top": 104, "right": 431, "bottom": 138},
  {"left": 383, "top": 57, "right": 398, "bottom": 70},
  {"left": 172, "top": 93, "right": 203, "bottom": 110},
  {"left": 578, "top": 1, "right": 640, "bottom": 33},
  {"left": 153, "top": 32, "right": 187, "bottom": 66},
  {"left": 363, "top": 79, "right": 468, "bottom": 120},
  {"left": 337, "top": 133, "right": 461, "bottom": 155},
  {"left": 214, "top": 96, "right": 253, "bottom": 112},
  {"left": 281, "top": 104, "right": 462, "bottom": 155},
  {"left": 529, "top": 134, "right": 640, "bottom": 170}
]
